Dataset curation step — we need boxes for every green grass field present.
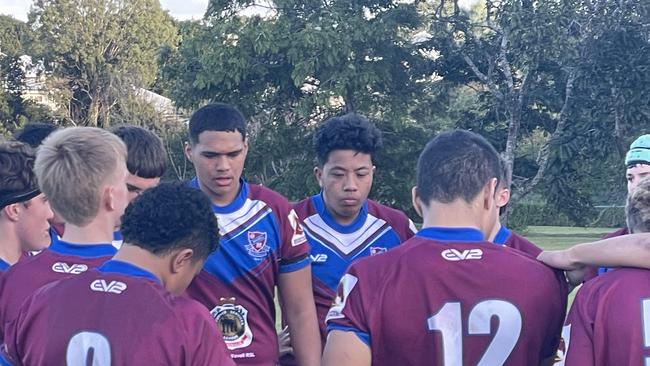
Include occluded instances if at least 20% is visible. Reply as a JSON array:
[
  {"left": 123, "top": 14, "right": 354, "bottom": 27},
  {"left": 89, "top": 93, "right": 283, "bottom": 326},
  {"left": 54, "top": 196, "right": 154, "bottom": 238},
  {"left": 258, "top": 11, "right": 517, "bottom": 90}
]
[{"left": 522, "top": 225, "right": 612, "bottom": 251}]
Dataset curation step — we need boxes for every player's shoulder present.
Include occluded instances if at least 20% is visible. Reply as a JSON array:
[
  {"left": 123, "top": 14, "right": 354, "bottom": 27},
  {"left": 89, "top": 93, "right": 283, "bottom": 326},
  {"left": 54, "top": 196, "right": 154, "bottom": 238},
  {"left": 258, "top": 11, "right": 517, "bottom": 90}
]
[
  {"left": 366, "top": 199, "right": 411, "bottom": 225},
  {"left": 248, "top": 183, "right": 291, "bottom": 212},
  {"left": 505, "top": 231, "right": 543, "bottom": 257},
  {"left": 0, "top": 250, "right": 55, "bottom": 284},
  {"left": 587, "top": 267, "right": 650, "bottom": 294},
  {"left": 292, "top": 196, "right": 314, "bottom": 219}
]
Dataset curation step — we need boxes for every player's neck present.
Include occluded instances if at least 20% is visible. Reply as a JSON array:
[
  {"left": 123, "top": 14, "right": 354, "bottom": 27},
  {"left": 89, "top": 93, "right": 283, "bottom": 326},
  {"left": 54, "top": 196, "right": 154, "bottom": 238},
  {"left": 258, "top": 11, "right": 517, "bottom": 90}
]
[
  {"left": 421, "top": 201, "right": 485, "bottom": 234},
  {"left": 61, "top": 218, "right": 115, "bottom": 245},
  {"left": 112, "top": 245, "right": 163, "bottom": 283},
  {"left": 204, "top": 180, "right": 241, "bottom": 207},
  {"left": 0, "top": 223, "right": 23, "bottom": 265},
  {"left": 487, "top": 222, "right": 503, "bottom": 242}
]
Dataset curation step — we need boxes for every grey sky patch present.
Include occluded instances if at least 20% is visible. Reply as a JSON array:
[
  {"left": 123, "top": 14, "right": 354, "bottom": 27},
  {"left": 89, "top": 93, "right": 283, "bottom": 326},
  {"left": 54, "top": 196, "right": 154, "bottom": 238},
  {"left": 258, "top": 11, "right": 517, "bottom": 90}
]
[{"left": 0, "top": 0, "right": 209, "bottom": 22}]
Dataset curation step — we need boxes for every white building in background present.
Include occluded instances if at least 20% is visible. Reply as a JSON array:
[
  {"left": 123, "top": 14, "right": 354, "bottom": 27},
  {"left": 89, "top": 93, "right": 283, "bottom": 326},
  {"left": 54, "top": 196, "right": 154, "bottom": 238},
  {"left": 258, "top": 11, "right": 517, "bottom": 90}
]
[{"left": 16, "top": 55, "right": 59, "bottom": 111}]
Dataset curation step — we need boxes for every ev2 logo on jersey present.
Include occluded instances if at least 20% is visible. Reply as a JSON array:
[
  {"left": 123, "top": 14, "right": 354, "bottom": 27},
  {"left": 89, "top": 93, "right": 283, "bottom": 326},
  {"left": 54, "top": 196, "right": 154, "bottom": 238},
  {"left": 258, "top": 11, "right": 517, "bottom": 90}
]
[
  {"left": 52, "top": 262, "right": 89, "bottom": 274},
  {"left": 310, "top": 254, "right": 328, "bottom": 263},
  {"left": 441, "top": 248, "right": 483, "bottom": 261},
  {"left": 90, "top": 279, "right": 127, "bottom": 294}
]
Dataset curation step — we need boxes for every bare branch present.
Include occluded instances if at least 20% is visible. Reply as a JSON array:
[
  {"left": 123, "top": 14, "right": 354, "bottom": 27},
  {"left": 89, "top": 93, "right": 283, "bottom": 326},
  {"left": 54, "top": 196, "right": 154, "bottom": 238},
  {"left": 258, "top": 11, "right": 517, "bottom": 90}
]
[
  {"left": 513, "top": 70, "right": 577, "bottom": 201},
  {"left": 498, "top": 32, "right": 514, "bottom": 91},
  {"left": 461, "top": 52, "right": 504, "bottom": 100}
]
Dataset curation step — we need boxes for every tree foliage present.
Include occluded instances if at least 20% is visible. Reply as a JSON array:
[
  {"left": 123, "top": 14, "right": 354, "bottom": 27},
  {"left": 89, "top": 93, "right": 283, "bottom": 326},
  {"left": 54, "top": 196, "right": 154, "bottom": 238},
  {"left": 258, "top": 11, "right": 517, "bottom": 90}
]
[{"left": 28, "top": 0, "right": 178, "bottom": 127}]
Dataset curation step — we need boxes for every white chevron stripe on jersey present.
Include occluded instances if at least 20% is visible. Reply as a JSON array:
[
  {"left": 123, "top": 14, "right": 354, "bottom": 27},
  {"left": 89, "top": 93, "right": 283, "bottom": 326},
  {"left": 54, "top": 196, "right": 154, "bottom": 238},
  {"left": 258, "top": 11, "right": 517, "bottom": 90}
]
[
  {"left": 302, "top": 213, "right": 391, "bottom": 256},
  {"left": 216, "top": 199, "right": 272, "bottom": 237}
]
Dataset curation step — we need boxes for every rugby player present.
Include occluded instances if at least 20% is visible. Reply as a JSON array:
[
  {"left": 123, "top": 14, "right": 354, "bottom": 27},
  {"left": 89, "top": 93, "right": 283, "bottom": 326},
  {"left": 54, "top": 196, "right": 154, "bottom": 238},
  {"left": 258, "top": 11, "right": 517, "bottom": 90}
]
[
  {"left": 184, "top": 103, "right": 320, "bottom": 366},
  {"left": 281, "top": 113, "right": 415, "bottom": 361},
  {"left": 0, "top": 183, "right": 235, "bottom": 366},
  {"left": 0, "top": 127, "right": 129, "bottom": 342},
  {"left": 323, "top": 130, "right": 567, "bottom": 366},
  {"left": 557, "top": 176, "right": 650, "bottom": 365},
  {"left": 0, "top": 141, "right": 52, "bottom": 273}
]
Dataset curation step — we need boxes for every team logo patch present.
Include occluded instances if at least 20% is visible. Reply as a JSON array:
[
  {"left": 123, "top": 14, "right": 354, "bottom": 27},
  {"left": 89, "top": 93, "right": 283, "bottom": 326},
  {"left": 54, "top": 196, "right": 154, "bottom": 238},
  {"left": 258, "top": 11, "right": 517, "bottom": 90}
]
[
  {"left": 246, "top": 231, "right": 270, "bottom": 260},
  {"left": 370, "top": 247, "right": 387, "bottom": 256},
  {"left": 288, "top": 209, "right": 307, "bottom": 247},
  {"left": 211, "top": 299, "right": 254, "bottom": 350}
]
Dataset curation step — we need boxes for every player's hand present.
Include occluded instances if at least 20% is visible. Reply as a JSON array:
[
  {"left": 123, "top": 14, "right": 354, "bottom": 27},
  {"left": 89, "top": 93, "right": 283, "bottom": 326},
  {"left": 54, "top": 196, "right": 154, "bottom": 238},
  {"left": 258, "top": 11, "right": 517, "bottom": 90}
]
[
  {"left": 565, "top": 267, "right": 587, "bottom": 287},
  {"left": 537, "top": 250, "right": 581, "bottom": 270},
  {"left": 278, "top": 326, "right": 294, "bottom": 358}
]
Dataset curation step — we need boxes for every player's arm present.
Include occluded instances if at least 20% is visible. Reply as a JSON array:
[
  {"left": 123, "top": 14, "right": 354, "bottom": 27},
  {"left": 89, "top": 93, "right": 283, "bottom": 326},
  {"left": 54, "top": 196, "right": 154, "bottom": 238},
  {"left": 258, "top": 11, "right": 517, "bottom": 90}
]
[
  {"left": 538, "top": 233, "right": 650, "bottom": 270},
  {"left": 278, "top": 266, "right": 321, "bottom": 366},
  {"left": 322, "top": 330, "right": 371, "bottom": 366}
]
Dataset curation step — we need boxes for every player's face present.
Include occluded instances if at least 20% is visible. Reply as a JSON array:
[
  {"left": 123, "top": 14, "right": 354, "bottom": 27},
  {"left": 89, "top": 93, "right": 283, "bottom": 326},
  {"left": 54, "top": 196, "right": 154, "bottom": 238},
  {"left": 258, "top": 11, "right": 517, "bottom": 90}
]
[
  {"left": 126, "top": 175, "right": 160, "bottom": 203},
  {"left": 627, "top": 164, "right": 650, "bottom": 194},
  {"left": 16, "top": 194, "right": 54, "bottom": 251},
  {"left": 186, "top": 131, "right": 248, "bottom": 206},
  {"left": 316, "top": 150, "right": 374, "bottom": 225}
]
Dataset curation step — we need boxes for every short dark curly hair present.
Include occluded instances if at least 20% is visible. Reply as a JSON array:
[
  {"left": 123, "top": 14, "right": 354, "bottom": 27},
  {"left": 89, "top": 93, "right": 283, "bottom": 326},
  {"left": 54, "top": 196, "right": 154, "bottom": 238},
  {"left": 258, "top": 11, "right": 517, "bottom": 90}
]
[
  {"left": 188, "top": 103, "right": 246, "bottom": 144},
  {"left": 120, "top": 182, "right": 219, "bottom": 260},
  {"left": 313, "top": 113, "right": 383, "bottom": 166},
  {"left": 110, "top": 125, "right": 167, "bottom": 179},
  {"left": 0, "top": 141, "right": 38, "bottom": 202},
  {"left": 13, "top": 123, "right": 59, "bottom": 148}
]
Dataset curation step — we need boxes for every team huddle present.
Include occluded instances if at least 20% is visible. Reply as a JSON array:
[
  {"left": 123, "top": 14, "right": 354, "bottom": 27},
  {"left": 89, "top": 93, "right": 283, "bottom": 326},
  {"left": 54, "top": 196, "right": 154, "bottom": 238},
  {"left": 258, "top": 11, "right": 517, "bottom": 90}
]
[{"left": 0, "top": 102, "right": 649, "bottom": 365}]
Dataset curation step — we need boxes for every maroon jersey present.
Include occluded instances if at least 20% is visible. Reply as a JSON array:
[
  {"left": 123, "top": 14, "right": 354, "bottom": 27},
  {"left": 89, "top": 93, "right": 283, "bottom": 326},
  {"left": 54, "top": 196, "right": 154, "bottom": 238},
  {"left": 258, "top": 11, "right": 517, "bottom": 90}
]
[
  {"left": 186, "top": 179, "right": 310, "bottom": 365},
  {"left": 0, "top": 239, "right": 116, "bottom": 343},
  {"left": 293, "top": 194, "right": 415, "bottom": 341},
  {"left": 326, "top": 227, "right": 567, "bottom": 366},
  {"left": 559, "top": 268, "right": 650, "bottom": 366},
  {"left": 493, "top": 226, "right": 543, "bottom": 257},
  {"left": 1, "top": 260, "right": 235, "bottom": 366}
]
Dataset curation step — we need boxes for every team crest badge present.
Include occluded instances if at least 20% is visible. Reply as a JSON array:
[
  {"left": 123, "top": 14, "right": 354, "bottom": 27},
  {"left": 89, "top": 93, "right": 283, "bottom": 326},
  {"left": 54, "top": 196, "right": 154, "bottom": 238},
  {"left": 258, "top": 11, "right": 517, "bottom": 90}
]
[
  {"left": 246, "top": 231, "right": 270, "bottom": 259},
  {"left": 370, "top": 247, "right": 387, "bottom": 256},
  {"left": 211, "top": 299, "right": 254, "bottom": 350}
]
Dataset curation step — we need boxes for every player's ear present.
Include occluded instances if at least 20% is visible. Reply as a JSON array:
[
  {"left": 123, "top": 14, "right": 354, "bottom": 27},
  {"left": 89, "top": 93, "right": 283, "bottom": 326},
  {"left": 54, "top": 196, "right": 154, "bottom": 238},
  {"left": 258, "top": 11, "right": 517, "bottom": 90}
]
[
  {"left": 496, "top": 187, "right": 510, "bottom": 208},
  {"left": 314, "top": 166, "right": 323, "bottom": 188},
  {"left": 104, "top": 185, "right": 117, "bottom": 211},
  {"left": 2, "top": 203, "right": 20, "bottom": 221},
  {"left": 183, "top": 142, "right": 193, "bottom": 162},
  {"left": 171, "top": 248, "right": 195, "bottom": 274},
  {"left": 411, "top": 186, "right": 423, "bottom": 218}
]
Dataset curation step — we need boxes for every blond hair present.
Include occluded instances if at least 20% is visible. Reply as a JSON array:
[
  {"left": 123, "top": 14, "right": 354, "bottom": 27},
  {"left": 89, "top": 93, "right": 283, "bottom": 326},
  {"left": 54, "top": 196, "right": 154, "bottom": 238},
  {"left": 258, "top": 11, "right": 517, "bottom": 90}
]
[
  {"left": 35, "top": 127, "right": 126, "bottom": 226},
  {"left": 626, "top": 176, "right": 650, "bottom": 233}
]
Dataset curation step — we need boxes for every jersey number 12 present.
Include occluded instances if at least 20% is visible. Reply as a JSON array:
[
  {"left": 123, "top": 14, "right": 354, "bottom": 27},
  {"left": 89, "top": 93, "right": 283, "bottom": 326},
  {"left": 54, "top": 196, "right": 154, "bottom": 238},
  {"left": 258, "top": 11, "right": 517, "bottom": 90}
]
[{"left": 427, "top": 300, "right": 522, "bottom": 365}]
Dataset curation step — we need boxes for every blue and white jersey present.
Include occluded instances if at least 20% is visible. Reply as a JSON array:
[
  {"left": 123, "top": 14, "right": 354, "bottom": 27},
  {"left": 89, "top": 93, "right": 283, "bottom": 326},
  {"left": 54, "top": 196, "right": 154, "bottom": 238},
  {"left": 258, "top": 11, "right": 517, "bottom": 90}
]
[
  {"left": 293, "top": 193, "right": 415, "bottom": 340},
  {"left": 186, "top": 178, "right": 309, "bottom": 365}
]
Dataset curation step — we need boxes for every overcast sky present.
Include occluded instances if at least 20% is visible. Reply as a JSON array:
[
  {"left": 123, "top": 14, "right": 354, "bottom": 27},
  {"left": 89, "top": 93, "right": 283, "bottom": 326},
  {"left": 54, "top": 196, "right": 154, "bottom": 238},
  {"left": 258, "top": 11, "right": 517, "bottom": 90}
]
[
  {"left": 1, "top": 0, "right": 479, "bottom": 22},
  {"left": 0, "top": 0, "right": 210, "bottom": 21}
]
